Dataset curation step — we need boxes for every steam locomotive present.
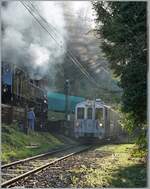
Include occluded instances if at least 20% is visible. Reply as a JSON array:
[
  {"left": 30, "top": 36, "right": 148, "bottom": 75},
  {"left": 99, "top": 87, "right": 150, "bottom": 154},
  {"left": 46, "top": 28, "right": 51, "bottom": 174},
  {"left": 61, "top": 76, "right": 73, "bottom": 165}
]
[{"left": 2, "top": 62, "right": 48, "bottom": 129}]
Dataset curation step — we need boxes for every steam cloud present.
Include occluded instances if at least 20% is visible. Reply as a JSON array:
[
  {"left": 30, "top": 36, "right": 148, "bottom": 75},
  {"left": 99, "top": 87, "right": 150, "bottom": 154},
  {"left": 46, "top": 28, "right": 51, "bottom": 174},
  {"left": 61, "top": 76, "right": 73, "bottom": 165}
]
[
  {"left": 2, "top": 1, "right": 67, "bottom": 79},
  {"left": 2, "top": 1, "right": 105, "bottom": 83}
]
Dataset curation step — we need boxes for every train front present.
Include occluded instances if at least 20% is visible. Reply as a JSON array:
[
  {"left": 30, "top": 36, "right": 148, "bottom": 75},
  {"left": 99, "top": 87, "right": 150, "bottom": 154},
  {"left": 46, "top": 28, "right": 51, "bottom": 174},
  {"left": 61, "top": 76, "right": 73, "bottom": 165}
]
[{"left": 74, "top": 100, "right": 105, "bottom": 142}]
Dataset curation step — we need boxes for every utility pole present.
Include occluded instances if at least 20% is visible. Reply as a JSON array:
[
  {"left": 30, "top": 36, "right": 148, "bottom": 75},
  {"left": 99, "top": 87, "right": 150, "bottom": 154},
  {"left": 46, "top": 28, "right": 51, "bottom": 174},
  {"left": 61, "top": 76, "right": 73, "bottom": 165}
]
[{"left": 64, "top": 79, "right": 70, "bottom": 121}]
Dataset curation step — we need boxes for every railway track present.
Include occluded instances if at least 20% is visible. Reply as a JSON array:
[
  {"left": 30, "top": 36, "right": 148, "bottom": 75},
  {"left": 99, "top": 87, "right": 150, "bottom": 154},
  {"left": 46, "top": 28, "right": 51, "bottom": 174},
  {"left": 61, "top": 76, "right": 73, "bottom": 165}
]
[{"left": 1, "top": 145, "right": 91, "bottom": 188}]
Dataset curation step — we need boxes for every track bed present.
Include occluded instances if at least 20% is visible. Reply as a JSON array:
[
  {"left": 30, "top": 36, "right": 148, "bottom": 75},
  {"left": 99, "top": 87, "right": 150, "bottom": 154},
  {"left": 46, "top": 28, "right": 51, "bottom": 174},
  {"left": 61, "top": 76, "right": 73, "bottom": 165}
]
[
  {"left": 3, "top": 143, "right": 146, "bottom": 188},
  {"left": 1, "top": 145, "right": 90, "bottom": 188}
]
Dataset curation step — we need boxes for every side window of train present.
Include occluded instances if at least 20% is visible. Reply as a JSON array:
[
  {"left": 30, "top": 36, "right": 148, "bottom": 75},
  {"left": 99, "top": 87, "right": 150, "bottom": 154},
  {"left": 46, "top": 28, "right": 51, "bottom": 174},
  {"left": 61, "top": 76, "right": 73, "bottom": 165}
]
[
  {"left": 95, "top": 108, "right": 103, "bottom": 120},
  {"left": 77, "top": 107, "right": 84, "bottom": 119},
  {"left": 87, "top": 108, "right": 92, "bottom": 119}
]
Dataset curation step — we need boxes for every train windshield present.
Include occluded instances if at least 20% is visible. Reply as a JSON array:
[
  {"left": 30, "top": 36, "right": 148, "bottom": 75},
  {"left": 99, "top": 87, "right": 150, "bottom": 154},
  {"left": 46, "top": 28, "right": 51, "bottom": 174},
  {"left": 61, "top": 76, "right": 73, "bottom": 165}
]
[
  {"left": 77, "top": 107, "right": 84, "bottom": 119},
  {"left": 87, "top": 108, "right": 92, "bottom": 119},
  {"left": 95, "top": 108, "right": 103, "bottom": 121}
]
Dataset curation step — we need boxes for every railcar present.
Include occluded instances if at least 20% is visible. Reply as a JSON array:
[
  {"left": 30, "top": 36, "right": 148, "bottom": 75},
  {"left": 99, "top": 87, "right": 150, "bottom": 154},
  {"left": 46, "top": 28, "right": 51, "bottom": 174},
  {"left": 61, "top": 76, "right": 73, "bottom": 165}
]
[
  {"left": 74, "top": 99, "right": 120, "bottom": 140},
  {"left": 2, "top": 62, "right": 48, "bottom": 129}
]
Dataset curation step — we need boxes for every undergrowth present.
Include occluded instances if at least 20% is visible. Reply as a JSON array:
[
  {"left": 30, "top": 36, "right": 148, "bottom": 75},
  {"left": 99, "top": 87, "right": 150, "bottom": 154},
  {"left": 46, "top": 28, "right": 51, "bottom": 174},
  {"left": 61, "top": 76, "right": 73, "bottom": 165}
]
[
  {"left": 69, "top": 144, "right": 147, "bottom": 188},
  {"left": 2, "top": 123, "right": 72, "bottom": 163}
]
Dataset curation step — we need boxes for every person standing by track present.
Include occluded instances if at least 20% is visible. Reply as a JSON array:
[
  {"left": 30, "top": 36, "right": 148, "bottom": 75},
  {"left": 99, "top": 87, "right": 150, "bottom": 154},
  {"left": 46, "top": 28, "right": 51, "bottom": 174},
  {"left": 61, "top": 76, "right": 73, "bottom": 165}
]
[{"left": 27, "top": 107, "right": 36, "bottom": 132}]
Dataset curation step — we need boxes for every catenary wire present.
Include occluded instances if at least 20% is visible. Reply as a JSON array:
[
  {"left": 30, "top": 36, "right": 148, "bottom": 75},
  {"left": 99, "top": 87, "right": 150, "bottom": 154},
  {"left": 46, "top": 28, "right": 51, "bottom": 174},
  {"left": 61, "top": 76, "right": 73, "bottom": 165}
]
[{"left": 20, "top": 1, "right": 122, "bottom": 94}]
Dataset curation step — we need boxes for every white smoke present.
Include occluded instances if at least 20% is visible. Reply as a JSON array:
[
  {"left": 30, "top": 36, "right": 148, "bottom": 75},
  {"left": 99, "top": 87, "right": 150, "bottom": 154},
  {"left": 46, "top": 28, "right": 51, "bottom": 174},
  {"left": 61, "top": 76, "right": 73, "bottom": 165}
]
[
  {"left": 28, "top": 44, "right": 50, "bottom": 67},
  {"left": 2, "top": 1, "right": 67, "bottom": 79}
]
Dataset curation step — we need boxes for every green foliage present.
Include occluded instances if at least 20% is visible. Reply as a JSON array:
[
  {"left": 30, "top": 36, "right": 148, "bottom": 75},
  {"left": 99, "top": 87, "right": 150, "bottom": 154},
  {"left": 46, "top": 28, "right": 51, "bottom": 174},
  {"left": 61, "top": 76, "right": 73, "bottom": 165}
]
[
  {"left": 69, "top": 144, "right": 146, "bottom": 187},
  {"left": 120, "top": 112, "right": 135, "bottom": 133},
  {"left": 135, "top": 128, "right": 147, "bottom": 150},
  {"left": 93, "top": 1, "right": 147, "bottom": 148},
  {"left": 95, "top": 143, "right": 135, "bottom": 153},
  {"left": 1, "top": 123, "right": 67, "bottom": 163},
  {"left": 120, "top": 112, "right": 147, "bottom": 150}
]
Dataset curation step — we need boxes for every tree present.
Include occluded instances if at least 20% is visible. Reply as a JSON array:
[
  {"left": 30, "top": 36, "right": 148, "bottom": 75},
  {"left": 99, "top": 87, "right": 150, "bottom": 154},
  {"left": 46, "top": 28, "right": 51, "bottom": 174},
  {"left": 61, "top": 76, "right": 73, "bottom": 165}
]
[{"left": 93, "top": 1, "right": 147, "bottom": 147}]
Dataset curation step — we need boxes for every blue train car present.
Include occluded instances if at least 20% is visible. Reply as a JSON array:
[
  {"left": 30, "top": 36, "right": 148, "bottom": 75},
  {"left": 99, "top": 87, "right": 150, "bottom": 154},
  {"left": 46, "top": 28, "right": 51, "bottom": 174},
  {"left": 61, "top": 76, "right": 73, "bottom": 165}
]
[
  {"left": 2, "top": 62, "right": 48, "bottom": 129},
  {"left": 2, "top": 63, "right": 13, "bottom": 103}
]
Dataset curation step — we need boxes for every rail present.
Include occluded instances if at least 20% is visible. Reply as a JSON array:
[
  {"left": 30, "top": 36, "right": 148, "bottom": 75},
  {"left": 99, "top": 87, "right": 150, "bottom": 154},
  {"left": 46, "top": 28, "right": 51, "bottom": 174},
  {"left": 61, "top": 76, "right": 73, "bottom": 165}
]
[{"left": 1, "top": 145, "right": 91, "bottom": 188}]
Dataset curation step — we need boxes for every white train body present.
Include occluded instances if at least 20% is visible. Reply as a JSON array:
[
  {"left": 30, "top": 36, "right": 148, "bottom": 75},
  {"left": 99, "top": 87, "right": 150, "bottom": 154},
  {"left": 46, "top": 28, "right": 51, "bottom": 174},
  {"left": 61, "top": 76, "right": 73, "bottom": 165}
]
[{"left": 74, "top": 99, "right": 120, "bottom": 139}]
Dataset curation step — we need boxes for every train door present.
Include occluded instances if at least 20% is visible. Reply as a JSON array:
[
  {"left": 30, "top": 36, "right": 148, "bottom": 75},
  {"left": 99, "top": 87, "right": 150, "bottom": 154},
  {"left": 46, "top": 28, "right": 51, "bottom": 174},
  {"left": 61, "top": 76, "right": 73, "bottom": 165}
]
[
  {"left": 87, "top": 107, "right": 93, "bottom": 120},
  {"left": 85, "top": 106, "right": 94, "bottom": 135},
  {"left": 74, "top": 106, "right": 85, "bottom": 137}
]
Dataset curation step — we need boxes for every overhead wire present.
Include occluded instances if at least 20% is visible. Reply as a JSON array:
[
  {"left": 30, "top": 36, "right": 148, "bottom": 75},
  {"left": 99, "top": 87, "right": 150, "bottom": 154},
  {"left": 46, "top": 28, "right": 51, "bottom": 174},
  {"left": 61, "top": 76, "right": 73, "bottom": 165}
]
[
  {"left": 23, "top": 2, "right": 114, "bottom": 90},
  {"left": 21, "top": 2, "right": 86, "bottom": 79},
  {"left": 20, "top": 1, "right": 122, "bottom": 94},
  {"left": 22, "top": 1, "right": 121, "bottom": 94},
  {"left": 27, "top": 2, "right": 120, "bottom": 93},
  {"left": 28, "top": 1, "right": 97, "bottom": 84},
  {"left": 28, "top": 2, "right": 108, "bottom": 83},
  {"left": 21, "top": 1, "right": 98, "bottom": 85}
]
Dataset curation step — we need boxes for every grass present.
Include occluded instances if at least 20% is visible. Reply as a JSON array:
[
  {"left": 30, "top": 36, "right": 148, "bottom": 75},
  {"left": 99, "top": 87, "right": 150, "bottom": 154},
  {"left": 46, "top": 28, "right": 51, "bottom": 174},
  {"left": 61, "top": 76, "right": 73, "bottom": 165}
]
[
  {"left": 2, "top": 123, "right": 75, "bottom": 163},
  {"left": 68, "top": 144, "right": 147, "bottom": 188}
]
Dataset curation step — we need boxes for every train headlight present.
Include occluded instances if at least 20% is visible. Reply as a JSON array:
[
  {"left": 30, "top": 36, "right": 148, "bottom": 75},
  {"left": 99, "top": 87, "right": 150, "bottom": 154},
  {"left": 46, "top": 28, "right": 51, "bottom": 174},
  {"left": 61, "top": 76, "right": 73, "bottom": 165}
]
[
  {"left": 75, "top": 121, "right": 80, "bottom": 127},
  {"left": 99, "top": 123, "right": 103, "bottom": 127},
  {"left": 3, "top": 88, "right": 7, "bottom": 92}
]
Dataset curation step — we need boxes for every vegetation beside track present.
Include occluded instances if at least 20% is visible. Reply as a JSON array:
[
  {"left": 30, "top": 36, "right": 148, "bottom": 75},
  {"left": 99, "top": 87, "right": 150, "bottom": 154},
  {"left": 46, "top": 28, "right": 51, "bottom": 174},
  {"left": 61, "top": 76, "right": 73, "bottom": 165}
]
[
  {"left": 10, "top": 143, "right": 146, "bottom": 188},
  {"left": 2, "top": 123, "right": 77, "bottom": 164},
  {"left": 68, "top": 144, "right": 147, "bottom": 188}
]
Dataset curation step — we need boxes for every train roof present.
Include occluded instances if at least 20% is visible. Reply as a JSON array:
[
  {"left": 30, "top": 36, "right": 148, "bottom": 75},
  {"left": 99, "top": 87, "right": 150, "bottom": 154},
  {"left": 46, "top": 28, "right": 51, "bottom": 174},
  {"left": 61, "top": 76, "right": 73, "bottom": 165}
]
[
  {"left": 76, "top": 99, "right": 105, "bottom": 108},
  {"left": 75, "top": 99, "right": 116, "bottom": 110}
]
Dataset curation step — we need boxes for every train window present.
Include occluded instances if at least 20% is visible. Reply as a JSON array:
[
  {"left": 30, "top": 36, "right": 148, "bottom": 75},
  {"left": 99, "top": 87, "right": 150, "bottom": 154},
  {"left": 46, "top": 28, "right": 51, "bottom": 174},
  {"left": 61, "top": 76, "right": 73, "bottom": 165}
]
[
  {"left": 2, "top": 66, "right": 12, "bottom": 85},
  {"left": 95, "top": 108, "right": 103, "bottom": 120},
  {"left": 87, "top": 108, "right": 92, "bottom": 119},
  {"left": 77, "top": 107, "right": 84, "bottom": 119}
]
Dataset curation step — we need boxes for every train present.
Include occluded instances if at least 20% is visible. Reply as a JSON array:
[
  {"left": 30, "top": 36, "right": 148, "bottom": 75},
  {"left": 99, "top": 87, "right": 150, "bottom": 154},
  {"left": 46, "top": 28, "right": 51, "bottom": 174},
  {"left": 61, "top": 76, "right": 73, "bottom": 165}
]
[
  {"left": 2, "top": 61, "right": 122, "bottom": 138},
  {"left": 74, "top": 99, "right": 121, "bottom": 141},
  {"left": 2, "top": 62, "right": 48, "bottom": 129}
]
